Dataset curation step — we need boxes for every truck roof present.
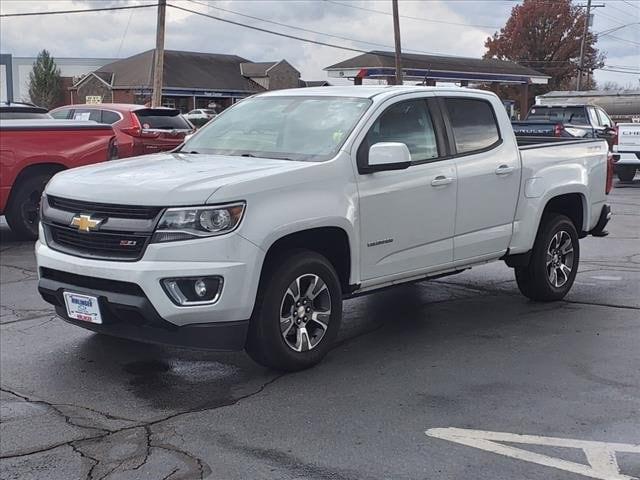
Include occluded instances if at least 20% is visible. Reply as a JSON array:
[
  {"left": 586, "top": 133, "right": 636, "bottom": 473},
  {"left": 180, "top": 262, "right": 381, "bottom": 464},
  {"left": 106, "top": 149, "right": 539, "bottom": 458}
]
[{"left": 258, "top": 85, "right": 497, "bottom": 100}]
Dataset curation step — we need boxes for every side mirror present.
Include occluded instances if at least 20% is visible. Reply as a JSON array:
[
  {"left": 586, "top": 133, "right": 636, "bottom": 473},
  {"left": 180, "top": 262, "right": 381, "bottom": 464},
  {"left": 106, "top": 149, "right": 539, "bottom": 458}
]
[{"left": 367, "top": 142, "right": 412, "bottom": 172}]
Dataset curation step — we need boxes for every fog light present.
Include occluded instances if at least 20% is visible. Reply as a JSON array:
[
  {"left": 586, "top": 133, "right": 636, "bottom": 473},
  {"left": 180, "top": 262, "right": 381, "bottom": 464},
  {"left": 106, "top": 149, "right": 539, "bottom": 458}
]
[
  {"left": 161, "top": 276, "right": 223, "bottom": 306},
  {"left": 194, "top": 279, "right": 207, "bottom": 297}
]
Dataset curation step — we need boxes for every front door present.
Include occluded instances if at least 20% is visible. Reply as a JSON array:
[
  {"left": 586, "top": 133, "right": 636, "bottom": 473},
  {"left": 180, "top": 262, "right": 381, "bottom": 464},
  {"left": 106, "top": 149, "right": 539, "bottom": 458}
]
[{"left": 355, "top": 98, "right": 457, "bottom": 282}]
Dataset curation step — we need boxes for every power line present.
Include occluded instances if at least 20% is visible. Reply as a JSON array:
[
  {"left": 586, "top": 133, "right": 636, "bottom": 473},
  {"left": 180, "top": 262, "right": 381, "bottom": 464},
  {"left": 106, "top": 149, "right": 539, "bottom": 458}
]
[
  {"left": 596, "top": 22, "right": 640, "bottom": 36},
  {"left": 601, "top": 33, "right": 640, "bottom": 46},
  {"left": 621, "top": 0, "right": 640, "bottom": 8},
  {"left": 323, "top": 0, "right": 500, "bottom": 30},
  {"left": 597, "top": 10, "right": 633, "bottom": 26},
  {"left": 185, "top": 0, "right": 439, "bottom": 55},
  {"left": 0, "top": 3, "right": 157, "bottom": 18},
  {"left": 167, "top": 3, "right": 379, "bottom": 56},
  {"left": 116, "top": 7, "right": 136, "bottom": 58}
]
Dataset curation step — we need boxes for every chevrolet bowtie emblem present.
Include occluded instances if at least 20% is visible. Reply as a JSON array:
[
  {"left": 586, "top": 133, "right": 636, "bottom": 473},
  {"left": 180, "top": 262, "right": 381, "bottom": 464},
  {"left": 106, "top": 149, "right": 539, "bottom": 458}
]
[{"left": 70, "top": 214, "right": 102, "bottom": 232}]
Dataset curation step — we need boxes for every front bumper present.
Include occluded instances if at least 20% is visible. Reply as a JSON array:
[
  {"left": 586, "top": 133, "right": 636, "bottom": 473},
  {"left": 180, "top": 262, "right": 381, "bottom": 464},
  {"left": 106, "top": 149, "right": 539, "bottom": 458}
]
[
  {"left": 38, "top": 269, "right": 248, "bottom": 350},
  {"left": 35, "top": 231, "right": 264, "bottom": 350}
]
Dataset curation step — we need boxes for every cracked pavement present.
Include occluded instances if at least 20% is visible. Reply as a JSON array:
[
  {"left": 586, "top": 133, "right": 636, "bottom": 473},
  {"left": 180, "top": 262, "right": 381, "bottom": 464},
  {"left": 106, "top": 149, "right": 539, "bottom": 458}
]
[{"left": 1, "top": 178, "right": 639, "bottom": 480}]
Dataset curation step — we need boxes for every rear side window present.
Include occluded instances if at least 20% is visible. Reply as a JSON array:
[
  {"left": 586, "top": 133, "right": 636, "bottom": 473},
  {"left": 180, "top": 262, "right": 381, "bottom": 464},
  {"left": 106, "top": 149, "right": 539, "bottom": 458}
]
[
  {"left": 363, "top": 99, "right": 438, "bottom": 162},
  {"left": 101, "top": 110, "right": 121, "bottom": 124},
  {"left": 135, "top": 109, "right": 191, "bottom": 130},
  {"left": 50, "top": 109, "right": 71, "bottom": 119},
  {"left": 444, "top": 98, "right": 500, "bottom": 154},
  {"left": 73, "top": 109, "right": 101, "bottom": 122}
]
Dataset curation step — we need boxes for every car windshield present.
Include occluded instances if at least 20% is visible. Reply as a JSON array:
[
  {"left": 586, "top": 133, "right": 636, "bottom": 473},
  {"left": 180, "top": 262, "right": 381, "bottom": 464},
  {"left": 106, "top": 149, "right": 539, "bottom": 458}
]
[
  {"left": 182, "top": 96, "right": 372, "bottom": 162},
  {"left": 526, "top": 106, "right": 588, "bottom": 125}
]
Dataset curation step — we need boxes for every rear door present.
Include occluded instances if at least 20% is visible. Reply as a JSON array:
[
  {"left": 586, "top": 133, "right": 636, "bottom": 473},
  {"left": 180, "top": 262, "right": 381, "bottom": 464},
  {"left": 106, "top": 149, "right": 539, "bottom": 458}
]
[
  {"left": 441, "top": 95, "right": 521, "bottom": 263},
  {"left": 355, "top": 95, "right": 457, "bottom": 282}
]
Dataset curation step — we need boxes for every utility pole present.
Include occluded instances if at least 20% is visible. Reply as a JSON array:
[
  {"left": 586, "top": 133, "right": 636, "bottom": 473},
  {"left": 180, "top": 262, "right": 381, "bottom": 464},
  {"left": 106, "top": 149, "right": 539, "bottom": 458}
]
[
  {"left": 391, "top": 0, "right": 403, "bottom": 85},
  {"left": 576, "top": 0, "right": 592, "bottom": 91},
  {"left": 151, "top": 0, "right": 166, "bottom": 107}
]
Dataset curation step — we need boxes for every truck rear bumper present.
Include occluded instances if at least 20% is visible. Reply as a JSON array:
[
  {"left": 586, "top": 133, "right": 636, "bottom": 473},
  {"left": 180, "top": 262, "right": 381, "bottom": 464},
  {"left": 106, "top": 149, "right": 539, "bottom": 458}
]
[{"left": 38, "top": 271, "right": 249, "bottom": 351}]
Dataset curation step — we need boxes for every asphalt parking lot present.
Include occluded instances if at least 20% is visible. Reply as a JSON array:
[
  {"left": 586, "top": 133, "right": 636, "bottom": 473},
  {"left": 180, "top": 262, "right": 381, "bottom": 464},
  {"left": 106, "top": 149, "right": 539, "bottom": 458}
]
[{"left": 1, "top": 177, "right": 639, "bottom": 480}]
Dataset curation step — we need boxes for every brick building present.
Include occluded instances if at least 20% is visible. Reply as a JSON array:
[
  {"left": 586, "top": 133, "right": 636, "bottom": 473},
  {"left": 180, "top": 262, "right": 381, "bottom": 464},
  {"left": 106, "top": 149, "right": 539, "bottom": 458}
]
[{"left": 70, "top": 50, "right": 309, "bottom": 112}]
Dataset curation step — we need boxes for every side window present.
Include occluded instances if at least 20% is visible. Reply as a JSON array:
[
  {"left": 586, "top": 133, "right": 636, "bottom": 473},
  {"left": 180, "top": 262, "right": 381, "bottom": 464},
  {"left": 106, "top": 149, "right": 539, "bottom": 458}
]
[
  {"left": 72, "top": 109, "right": 101, "bottom": 122},
  {"left": 101, "top": 110, "right": 120, "bottom": 124},
  {"left": 596, "top": 108, "right": 612, "bottom": 128},
  {"left": 444, "top": 98, "right": 500, "bottom": 154},
  {"left": 361, "top": 99, "right": 438, "bottom": 164},
  {"left": 50, "top": 109, "right": 71, "bottom": 119},
  {"left": 587, "top": 107, "right": 601, "bottom": 127}
]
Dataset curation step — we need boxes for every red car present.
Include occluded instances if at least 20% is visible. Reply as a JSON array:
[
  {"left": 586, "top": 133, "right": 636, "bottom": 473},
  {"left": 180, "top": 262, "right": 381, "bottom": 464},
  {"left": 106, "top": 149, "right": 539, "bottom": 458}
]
[
  {"left": 0, "top": 119, "right": 117, "bottom": 239},
  {"left": 50, "top": 104, "right": 193, "bottom": 158}
]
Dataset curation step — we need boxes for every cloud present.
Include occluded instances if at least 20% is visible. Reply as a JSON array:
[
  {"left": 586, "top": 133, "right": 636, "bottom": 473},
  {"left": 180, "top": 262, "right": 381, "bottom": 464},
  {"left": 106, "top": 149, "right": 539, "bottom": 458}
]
[{"left": 0, "top": 0, "right": 637, "bottom": 86}]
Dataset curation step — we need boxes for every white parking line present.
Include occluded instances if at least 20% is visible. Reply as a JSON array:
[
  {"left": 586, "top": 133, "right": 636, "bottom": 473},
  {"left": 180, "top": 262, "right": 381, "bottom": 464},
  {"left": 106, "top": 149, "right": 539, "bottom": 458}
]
[
  {"left": 589, "top": 275, "right": 623, "bottom": 281},
  {"left": 425, "top": 427, "right": 640, "bottom": 480}
]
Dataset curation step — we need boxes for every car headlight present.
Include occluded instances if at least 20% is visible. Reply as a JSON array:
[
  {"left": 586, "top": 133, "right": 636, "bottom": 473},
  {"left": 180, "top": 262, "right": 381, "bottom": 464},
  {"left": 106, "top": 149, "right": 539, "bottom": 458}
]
[{"left": 151, "top": 202, "right": 245, "bottom": 243}]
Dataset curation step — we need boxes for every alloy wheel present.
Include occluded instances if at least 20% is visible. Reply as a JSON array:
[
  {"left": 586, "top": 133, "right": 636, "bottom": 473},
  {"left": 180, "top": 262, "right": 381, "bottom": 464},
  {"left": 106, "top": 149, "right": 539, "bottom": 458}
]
[
  {"left": 279, "top": 274, "right": 332, "bottom": 352},
  {"left": 546, "top": 230, "right": 574, "bottom": 288}
]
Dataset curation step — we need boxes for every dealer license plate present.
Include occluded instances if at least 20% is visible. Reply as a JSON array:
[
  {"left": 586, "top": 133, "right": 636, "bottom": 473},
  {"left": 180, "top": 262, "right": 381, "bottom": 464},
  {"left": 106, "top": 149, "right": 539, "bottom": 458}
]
[{"left": 63, "top": 292, "right": 102, "bottom": 324}]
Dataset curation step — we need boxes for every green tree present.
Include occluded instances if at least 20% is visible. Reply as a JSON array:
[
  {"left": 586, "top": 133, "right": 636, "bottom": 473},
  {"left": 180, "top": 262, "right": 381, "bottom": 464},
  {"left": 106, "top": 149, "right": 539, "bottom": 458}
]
[
  {"left": 484, "top": 0, "right": 605, "bottom": 108},
  {"left": 28, "top": 50, "right": 63, "bottom": 109}
]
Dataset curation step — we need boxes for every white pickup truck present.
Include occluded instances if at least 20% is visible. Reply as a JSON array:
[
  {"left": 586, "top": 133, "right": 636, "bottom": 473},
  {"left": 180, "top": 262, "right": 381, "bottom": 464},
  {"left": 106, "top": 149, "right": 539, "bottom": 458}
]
[
  {"left": 36, "top": 86, "right": 613, "bottom": 371},
  {"left": 613, "top": 122, "right": 640, "bottom": 182}
]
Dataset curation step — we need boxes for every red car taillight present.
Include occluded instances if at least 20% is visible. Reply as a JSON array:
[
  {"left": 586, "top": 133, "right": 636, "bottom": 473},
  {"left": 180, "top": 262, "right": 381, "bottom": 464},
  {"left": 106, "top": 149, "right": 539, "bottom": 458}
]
[
  {"left": 554, "top": 123, "right": 564, "bottom": 137},
  {"left": 606, "top": 152, "right": 614, "bottom": 195}
]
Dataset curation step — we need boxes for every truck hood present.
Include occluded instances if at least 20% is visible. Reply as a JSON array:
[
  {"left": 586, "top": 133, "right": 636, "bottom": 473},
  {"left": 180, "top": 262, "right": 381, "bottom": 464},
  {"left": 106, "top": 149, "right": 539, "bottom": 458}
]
[{"left": 45, "top": 152, "right": 312, "bottom": 206}]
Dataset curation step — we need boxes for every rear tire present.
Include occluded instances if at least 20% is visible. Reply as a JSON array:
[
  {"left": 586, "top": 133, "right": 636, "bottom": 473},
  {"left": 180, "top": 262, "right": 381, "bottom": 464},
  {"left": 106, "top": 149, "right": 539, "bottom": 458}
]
[
  {"left": 246, "top": 250, "right": 342, "bottom": 371},
  {"left": 617, "top": 166, "right": 636, "bottom": 182},
  {"left": 5, "top": 173, "right": 51, "bottom": 240},
  {"left": 515, "top": 214, "right": 579, "bottom": 302}
]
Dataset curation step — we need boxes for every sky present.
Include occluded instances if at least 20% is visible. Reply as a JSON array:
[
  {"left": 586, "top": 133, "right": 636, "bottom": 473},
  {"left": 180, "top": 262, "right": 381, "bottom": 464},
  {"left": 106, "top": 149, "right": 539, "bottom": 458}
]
[{"left": 0, "top": 0, "right": 638, "bottom": 88}]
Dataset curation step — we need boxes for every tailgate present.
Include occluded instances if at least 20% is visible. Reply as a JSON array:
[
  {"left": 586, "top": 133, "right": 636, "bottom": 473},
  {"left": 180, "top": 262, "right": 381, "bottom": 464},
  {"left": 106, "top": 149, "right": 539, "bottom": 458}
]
[
  {"left": 512, "top": 121, "right": 557, "bottom": 137},
  {"left": 616, "top": 124, "right": 640, "bottom": 152}
]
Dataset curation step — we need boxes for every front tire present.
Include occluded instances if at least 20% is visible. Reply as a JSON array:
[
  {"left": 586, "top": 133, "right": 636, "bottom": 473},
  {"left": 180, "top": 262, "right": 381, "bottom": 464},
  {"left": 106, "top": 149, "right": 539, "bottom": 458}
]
[
  {"left": 617, "top": 166, "right": 636, "bottom": 182},
  {"left": 5, "top": 174, "right": 51, "bottom": 240},
  {"left": 515, "top": 214, "right": 579, "bottom": 302},
  {"left": 246, "top": 250, "right": 342, "bottom": 371}
]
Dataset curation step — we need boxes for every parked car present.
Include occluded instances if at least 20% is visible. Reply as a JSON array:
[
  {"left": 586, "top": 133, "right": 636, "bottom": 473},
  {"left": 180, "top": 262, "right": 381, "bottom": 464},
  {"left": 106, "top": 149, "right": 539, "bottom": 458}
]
[
  {"left": 184, "top": 109, "right": 217, "bottom": 129},
  {"left": 613, "top": 122, "right": 640, "bottom": 182},
  {"left": 0, "top": 102, "right": 51, "bottom": 119},
  {"left": 512, "top": 104, "right": 617, "bottom": 148},
  {"left": 36, "top": 86, "right": 612, "bottom": 371},
  {"left": 50, "top": 104, "right": 193, "bottom": 158},
  {"left": 0, "top": 119, "right": 117, "bottom": 239}
]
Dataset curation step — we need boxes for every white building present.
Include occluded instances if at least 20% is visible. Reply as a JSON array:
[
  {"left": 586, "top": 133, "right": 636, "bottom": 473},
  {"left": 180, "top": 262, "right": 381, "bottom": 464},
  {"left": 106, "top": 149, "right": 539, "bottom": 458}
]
[{"left": 0, "top": 54, "right": 115, "bottom": 104}]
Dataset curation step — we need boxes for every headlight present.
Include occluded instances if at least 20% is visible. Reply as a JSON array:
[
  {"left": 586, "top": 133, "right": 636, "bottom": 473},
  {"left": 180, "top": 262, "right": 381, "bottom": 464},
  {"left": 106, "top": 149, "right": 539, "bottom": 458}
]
[{"left": 151, "top": 202, "right": 245, "bottom": 243}]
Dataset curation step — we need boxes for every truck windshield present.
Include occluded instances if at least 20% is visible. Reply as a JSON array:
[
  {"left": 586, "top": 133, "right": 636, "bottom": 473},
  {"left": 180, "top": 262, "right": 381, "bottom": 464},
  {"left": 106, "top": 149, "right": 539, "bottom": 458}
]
[
  {"left": 182, "top": 96, "right": 372, "bottom": 162},
  {"left": 526, "top": 106, "right": 588, "bottom": 125}
]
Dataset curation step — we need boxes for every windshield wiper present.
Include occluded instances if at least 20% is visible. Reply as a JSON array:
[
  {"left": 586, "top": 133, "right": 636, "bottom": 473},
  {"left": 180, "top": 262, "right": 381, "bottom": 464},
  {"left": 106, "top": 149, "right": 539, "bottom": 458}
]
[{"left": 240, "top": 153, "right": 256, "bottom": 157}]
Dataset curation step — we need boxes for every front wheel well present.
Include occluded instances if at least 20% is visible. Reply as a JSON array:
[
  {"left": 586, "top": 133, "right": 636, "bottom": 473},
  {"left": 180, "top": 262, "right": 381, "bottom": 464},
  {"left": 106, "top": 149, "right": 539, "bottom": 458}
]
[
  {"left": 541, "top": 193, "right": 585, "bottom": 235},
  {"left": 260, "top": 227, "right": 351, "bottom": 293}
]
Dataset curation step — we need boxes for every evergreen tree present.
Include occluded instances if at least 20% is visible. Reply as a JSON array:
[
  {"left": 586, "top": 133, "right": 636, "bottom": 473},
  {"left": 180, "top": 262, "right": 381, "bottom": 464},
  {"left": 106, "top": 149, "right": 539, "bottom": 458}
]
[{"left": 28, "top": 50, "right": 63, "bottom": 109}]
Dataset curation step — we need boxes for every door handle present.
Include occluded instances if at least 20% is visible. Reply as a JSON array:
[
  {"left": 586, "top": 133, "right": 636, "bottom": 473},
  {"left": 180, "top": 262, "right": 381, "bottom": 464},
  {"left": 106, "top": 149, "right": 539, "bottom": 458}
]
[
  {"left": 431, "top": 175, "right": 454, "bottom": 187},
  {"left": 495, "top": 165, "right": 515, "bottom": 175}
]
